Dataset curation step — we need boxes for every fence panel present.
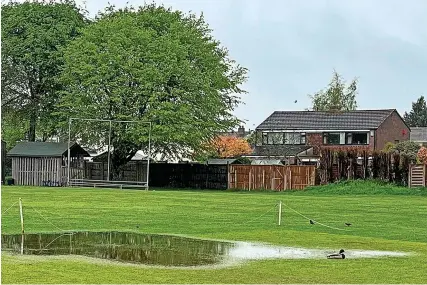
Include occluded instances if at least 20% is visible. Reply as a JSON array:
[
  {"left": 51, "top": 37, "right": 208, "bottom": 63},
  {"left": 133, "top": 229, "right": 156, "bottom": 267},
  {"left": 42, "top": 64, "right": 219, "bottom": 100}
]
[
  {"left": 149, "top": 163, "right": 228, "bottom": 189},
  {"left": 409, "top": 164, "right": 426, "bottom": 187},
  {"left": 228, "top": 165, "right": 316, "bottom": 191}
]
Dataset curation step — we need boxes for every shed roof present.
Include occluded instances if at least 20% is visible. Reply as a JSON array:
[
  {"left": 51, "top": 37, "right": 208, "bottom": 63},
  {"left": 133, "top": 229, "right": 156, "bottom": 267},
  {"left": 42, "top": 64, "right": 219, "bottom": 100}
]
[
  {"left": 410, "top": 127, "right": 427, "bottom": 142},
  {"left": 251, "top": 159, "right": 283, "bottom": 165},
  {"left": 206, "top": 158, "right": 240, "bottom": 165},
  {"left": 7, "top": 142, "right": 90, "bottom": 157},
  {"left": 257, "top": 109, "right": 397, "bottom": 130}
]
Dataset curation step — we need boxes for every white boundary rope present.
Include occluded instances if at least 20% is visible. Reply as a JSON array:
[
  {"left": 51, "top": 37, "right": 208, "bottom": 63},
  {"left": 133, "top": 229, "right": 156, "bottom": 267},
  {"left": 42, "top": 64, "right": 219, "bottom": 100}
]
[
  {"left": 2, "top": 201, "right": 19, "bottom": 215},
  {"left": 27, "top": 205, "right": 69, "bottom": 232},
  {"left": 239, "top": 205, "right": 277, "bottom": 226},
  {"left": 282, "top": 203, "right": 347, "bottom": 231}
]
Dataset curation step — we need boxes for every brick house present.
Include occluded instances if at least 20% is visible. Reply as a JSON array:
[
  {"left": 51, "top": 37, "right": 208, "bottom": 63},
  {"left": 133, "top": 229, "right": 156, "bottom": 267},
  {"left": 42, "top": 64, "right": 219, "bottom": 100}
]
[{"left": 248, "top": 109, "right": 410, "bottom": 164}]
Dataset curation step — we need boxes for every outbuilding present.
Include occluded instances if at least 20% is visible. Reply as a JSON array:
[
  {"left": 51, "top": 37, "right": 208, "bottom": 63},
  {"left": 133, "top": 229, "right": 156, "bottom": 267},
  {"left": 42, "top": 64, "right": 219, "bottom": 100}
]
[{"left": 8, "top": 142, "right": 90, "bottom": 186}]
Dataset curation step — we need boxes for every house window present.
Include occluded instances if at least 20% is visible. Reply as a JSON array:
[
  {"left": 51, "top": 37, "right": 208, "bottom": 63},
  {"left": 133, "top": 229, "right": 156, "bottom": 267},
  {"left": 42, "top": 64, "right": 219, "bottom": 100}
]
[
  {"left": 262, "top": 133, "right": 268, "bottom": 145},
  {"left": 344, "top": 132, "right": 368, "bottom": 145},
  {"left": 352, "top": 133, "right": 368, "bottom": 144},
  {"left": 268, "top": 132, "right": 283, "bottom": 144},
  {"left": 324, "top": 132, "right": 368, "bottom": 145},
  {"left": 346, "top": 133, "right": 353, "bottom": 144},
  {"left": 301, "top": 133, "right": 306, "bottom": 144},
  {"left": 261, "top": 132, "right": 306, "bottom": 145},
  {"left": 284, "top": 133, "right": 301, "bottom": 144},
  {"left": 324, "top": 133, "right": 341, "bottom": 144}
]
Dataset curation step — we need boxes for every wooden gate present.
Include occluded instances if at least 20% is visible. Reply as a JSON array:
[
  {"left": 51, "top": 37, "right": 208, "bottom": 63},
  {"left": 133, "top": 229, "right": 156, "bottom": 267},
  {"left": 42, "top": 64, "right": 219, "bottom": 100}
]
[
  {"left": 228, "top": 165, "right": 316, "bottom": 191},
  {"left": 409, "top": 164, "right": 426, "bottom": 187}
]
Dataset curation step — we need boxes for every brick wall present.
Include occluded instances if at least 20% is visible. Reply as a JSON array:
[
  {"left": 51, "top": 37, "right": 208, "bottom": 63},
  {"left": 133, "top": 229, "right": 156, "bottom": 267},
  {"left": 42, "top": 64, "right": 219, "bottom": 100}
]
[
  {"left": 306, "top": 133, "right": 322, "bottom": 154},
  {"left": 375, "top": 110, "right": 410, "bottom": 150}
]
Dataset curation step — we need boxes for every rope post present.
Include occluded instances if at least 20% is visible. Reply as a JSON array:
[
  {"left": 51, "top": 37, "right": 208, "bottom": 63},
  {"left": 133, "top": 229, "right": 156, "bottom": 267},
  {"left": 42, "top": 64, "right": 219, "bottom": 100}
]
[
  {"left": 107, "top": 120, "right": 112, "bottom": 182},
  {"left": 67, "top": 118, "right": 72, "bottom": 186},
  {"left": 21, "top": 234, "right": 24, "bottom": 255},
  {"left": 278, "top": 201, "right": 282, "bottom": 226},
  {"left": 19, "top": 198, "right": 24, "bottom": 234}
]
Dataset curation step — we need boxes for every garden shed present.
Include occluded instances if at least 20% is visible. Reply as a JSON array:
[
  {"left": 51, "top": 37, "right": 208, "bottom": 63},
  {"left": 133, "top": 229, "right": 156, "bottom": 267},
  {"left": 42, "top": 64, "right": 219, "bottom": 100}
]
[{"left": 8, "top": 142, "right": 90, "bottom": 186}]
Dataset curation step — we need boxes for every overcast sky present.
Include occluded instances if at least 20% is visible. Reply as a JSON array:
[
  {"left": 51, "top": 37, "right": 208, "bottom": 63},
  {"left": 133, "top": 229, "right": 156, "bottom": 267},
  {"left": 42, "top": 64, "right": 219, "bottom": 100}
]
[{"left": 12, "top": 0, "right": 427, "bottom": 129}]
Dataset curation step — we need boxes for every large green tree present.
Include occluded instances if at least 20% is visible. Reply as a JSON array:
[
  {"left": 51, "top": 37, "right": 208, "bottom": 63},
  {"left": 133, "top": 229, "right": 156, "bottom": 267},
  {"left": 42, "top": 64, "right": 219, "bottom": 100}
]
[
  {"left": 57, "top": 4, "right": 248, "bottom": 179},
  {"left": 403, "top": 96, "right": 427, "bottom": 127},
  {"left": 1, "top": 0, "right": 87, "bottom": 142},
  {"left": 309, "top": 70, "right": 358, "bottom": 111}
]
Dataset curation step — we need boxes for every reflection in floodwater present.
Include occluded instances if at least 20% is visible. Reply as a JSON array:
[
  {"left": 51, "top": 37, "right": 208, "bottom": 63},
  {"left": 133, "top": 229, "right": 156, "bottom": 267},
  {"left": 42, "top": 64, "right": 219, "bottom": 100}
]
[
  {"left": 1, "top": 232, "right": 233, "bottom": 266},
  {"left": 1, "top": 232, "right": 410, "bottom": 267}
]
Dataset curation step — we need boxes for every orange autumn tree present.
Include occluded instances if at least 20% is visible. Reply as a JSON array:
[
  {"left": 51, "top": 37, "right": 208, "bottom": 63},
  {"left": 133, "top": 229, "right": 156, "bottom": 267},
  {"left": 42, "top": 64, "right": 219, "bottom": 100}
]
[
  {"left": 417, "top": 146, "right": 427, "bottom": 164},
  {"left": 212, "top": 136, "right": 252, "bottom": 158}
]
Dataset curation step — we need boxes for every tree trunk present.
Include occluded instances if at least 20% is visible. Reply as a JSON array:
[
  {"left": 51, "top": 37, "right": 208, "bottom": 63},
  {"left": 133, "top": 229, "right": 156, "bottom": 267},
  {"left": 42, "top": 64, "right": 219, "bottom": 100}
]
[
  {"left": 28, "top": 109, "right": 37, "bottom": 141},
  {"left": 28, "top": 79, "right": 38, "bottom": 142}
]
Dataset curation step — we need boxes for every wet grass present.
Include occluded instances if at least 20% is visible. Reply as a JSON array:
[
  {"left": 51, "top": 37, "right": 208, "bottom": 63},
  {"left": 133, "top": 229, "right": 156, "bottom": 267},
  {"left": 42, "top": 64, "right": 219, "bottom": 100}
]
[{"left": 1, "top": 183, "right": 427, "bottom": 283}]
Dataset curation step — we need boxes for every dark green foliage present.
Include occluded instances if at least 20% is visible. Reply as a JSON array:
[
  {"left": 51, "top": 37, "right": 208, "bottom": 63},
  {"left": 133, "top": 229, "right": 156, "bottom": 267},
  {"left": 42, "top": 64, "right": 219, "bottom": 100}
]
[
  {"left": 390, "top": 141, "right": 420, "bottom": 163},
  {"left": 371, "top": 152, "right": 380, "bottom": 179},
  {"left": 318, "top": 148, "right": 410, "bottom": 186},
  {"left": 393, "top": 153, "right": 401, "bottom": 183},
  {"left": 400, "top": 155, "right": 410, "bottom": 186},
  {"left": 404, "top": 96, "right": 427, "bottom": 127},
  {"left": 1, "top": 0, "right": 87, "bottom": 142},
  {"left": 318, "top": 149, "right": 333, "bottom": 184}
]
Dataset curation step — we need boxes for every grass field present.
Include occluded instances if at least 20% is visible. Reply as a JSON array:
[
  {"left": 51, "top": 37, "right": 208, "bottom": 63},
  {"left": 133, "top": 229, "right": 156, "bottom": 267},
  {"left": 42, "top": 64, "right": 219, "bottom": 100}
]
[{"left": 1, "top": 180, "right": 427, "bottom": 284}]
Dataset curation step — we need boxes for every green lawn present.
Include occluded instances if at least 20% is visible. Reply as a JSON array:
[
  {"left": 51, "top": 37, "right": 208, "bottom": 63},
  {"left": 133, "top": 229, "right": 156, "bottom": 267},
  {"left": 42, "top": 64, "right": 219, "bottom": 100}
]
[{"left": 1, "top": 181, "right": 427, "bottom": 284}]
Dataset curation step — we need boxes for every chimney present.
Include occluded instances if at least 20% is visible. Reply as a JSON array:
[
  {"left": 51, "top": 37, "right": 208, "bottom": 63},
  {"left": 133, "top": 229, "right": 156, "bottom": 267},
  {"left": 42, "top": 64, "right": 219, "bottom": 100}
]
[{"left": 237, "top": 126, "right": 245, "bottom": 137}]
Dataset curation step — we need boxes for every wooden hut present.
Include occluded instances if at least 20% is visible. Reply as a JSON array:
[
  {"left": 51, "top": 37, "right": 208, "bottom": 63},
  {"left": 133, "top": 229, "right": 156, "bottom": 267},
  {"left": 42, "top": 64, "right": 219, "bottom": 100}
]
[
  {"left": 1, "top": 140, "right": 6, "bottom": 184},
  {"left": 8, "top": 142, "right": 90, "bottom": 186}
]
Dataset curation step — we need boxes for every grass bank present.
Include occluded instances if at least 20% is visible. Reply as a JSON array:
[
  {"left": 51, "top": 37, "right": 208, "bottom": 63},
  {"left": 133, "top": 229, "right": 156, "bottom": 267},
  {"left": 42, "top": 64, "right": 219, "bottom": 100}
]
[{"left": 1, "top": 182, "right": 427, "bottom": 283}]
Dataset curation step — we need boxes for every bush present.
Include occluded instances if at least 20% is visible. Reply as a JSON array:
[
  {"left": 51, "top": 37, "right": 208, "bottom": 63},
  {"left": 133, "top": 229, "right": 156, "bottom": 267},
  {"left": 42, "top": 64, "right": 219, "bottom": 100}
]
[{"left": 390, "top": 141, "right": 420, "bottom": 163}]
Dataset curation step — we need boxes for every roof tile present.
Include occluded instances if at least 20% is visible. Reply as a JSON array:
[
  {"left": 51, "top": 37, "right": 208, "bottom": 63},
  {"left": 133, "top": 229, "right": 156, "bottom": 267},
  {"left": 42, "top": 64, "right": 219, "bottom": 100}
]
[{"left": 257, "top": 109, "right": 395, "bottom": 130}]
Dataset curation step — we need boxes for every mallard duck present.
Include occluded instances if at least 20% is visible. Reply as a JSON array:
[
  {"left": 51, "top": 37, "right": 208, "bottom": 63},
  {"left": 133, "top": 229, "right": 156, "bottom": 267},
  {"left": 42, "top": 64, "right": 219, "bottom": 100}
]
[{"left": 327, "top": 249, "right": 345, "bottom": 259}]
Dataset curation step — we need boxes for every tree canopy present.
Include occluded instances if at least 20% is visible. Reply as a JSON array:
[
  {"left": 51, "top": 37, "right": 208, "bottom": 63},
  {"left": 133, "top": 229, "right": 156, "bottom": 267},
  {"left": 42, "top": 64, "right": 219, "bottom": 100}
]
[
  {"left": 56, "top": 4, "right": 248, "bottom": 178},
  {"left": 403, "top": 96, "right": 427, "bottom": 127},
  {"left": 309, "top": 70, "right": 358, "bottom": 111},
  {"left": 1, "top": 0, "right": 87, "bottom": 143},
  {"left": 211, "top": 136, "right": 252, "bottom": 158}
]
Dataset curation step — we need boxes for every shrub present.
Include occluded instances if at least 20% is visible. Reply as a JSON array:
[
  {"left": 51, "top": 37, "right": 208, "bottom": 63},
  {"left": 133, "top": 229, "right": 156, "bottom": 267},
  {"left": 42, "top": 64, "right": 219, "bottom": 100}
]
[{"left": 391, "top": 141, "right": 420, "bottom": 163}]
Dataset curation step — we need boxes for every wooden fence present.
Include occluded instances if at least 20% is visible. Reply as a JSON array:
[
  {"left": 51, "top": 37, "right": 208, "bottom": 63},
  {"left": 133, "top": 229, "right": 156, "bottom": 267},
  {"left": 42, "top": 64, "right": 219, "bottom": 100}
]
[
  {"left": 409, "top": 164, "right": 426, "bottom": 187},
  {"left": 149, "top": 163, "right": 228, "bottom": 189},
  {"left": 228, "top": 165, "right": 316, "bottom": 190},
  {"left": 84, "top": 161, "right": 147, "bottom": 182}
]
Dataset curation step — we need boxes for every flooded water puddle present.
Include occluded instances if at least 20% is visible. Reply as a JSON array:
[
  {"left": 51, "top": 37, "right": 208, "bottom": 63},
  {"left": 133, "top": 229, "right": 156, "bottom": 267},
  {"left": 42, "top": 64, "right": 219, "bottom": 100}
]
[{"left": 1, "top": 232, "right": 410, "bottom": 268}]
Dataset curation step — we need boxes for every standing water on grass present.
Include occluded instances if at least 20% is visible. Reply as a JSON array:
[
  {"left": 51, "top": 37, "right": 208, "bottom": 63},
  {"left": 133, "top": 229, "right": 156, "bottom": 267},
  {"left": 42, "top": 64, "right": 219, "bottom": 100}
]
[
  {"left": 1, "top": 232, "right": 233, "bottom": 266},
  {"left": 1, "top": 232, "right": 410, "bottom": 267}
]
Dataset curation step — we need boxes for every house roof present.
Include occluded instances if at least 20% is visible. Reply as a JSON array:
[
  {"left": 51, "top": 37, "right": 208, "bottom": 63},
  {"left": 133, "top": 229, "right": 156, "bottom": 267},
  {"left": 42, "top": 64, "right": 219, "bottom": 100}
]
[
  {"left": 256, "top": 109, "right": 396, "bottom": 130},
  {"left": 251, "top": 145, "right": 312, "bottom": 157},
  {"left": 7, "top": 142, "right": 90, "bottom": 157},
  {"left": 410, "top": 127, "right": 427, "bottom": 142}
]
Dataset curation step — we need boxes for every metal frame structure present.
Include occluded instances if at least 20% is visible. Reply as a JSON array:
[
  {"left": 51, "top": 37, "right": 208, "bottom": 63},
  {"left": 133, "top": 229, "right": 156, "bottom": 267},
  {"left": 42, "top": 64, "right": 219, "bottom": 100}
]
[{"left": 67, "top": 118, "right": 152, "bottom": 189}]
